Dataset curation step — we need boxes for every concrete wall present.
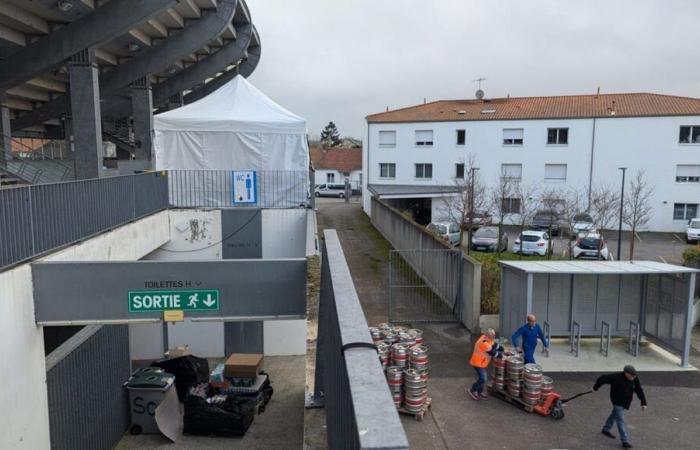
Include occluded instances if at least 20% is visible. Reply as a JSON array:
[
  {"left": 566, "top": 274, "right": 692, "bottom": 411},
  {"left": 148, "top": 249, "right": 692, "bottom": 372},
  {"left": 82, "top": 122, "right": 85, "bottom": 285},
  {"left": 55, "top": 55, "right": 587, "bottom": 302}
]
[
  {"left": 364, "top": 116, "right": 700, "bottom": 231},
  {"left": 262, "top": 209, "right": 307, "bottom": 258},
  {"left": 0, "top": 211, "right": 169, "bottom": 450}
]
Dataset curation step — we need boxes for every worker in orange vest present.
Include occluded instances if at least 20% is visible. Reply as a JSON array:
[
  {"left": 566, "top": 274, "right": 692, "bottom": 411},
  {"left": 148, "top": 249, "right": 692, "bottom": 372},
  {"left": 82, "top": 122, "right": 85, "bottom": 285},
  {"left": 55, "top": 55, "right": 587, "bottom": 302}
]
[{"left": 468, "top": 328, "right": 502, "bottom": 400}]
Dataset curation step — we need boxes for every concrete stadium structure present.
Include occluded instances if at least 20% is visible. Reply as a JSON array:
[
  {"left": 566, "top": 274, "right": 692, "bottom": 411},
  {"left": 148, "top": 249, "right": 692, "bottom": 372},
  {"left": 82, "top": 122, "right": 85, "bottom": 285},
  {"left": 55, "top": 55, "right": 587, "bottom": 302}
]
[{"left": 0, "top": 0, "right": 261, "bottom": 183}]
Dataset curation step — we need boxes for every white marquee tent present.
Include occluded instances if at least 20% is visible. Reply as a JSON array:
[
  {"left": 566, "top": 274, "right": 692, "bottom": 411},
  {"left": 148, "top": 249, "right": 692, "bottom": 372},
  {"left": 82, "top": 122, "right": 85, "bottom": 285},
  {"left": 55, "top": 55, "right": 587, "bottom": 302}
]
[{"left": 153, "top": 76, "right": 309, "bottom": 207}]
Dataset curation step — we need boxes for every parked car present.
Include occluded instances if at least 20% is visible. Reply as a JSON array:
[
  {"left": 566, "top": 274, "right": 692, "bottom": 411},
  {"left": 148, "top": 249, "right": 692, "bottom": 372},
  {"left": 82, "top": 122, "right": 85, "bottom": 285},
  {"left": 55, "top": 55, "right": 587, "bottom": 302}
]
[
  {"left": 462, "top": 211, "right": 492, "bottom": 229},
  {"left": 687, "top": 218, "right": 700, "bottom": 243},
  {"left": 512, "top": 230, "right": 550, "bottom": 256},
  {"left": 572, "top": 233, "right": 610, "bottom": 260},
  {"left": 427, "top": 221, "right": 461, "bottom": 246},
  {"left": 530, "top": 209, "right": 567, "bottom": 236},
  {"left": 571, "top": 213, "right": 595, "bottom": 237},
  {"left": 471, "top": 226, "right": 508, "bottom": 252},
  {"left": 314, "top": 183, "right": 346, "bottom": 198}
]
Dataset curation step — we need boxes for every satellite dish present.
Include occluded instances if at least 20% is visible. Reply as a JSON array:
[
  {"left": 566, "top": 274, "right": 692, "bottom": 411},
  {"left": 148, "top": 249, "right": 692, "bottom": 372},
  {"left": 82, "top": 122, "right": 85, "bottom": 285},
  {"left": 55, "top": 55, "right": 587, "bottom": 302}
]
[{"left": 475, "top": 89, "right": 485, "bottom": 100}]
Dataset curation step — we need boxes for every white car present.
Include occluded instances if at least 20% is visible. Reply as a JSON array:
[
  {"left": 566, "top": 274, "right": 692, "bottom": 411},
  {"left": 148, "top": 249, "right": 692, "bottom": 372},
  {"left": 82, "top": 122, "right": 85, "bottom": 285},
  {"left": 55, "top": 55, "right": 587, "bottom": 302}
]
[
  {"left": 571, "top": 213, "right": 595, "bottom": 237},
  {"left": 687, "top": 218, "right": 700, "bottom": 243},
  {"left": 512, "top": 230, "right": 550, "bottom": 256},
  {"left": 572, "top": 233, "right": 610, "bottom": 260},
  {"left": 427, "top": 221, "right": 461, "bottom": 246}
]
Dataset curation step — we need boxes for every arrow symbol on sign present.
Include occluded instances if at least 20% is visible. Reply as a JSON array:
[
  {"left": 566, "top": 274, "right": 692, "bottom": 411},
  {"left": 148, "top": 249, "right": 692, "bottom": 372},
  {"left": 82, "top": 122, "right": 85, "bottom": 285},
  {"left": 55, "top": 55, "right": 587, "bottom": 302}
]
[
  {"left": 195, "top": 282, "right": 202, "bottom": 286},
  {"left": 203, "top": 294, "right": 216, "bottom": 307}
]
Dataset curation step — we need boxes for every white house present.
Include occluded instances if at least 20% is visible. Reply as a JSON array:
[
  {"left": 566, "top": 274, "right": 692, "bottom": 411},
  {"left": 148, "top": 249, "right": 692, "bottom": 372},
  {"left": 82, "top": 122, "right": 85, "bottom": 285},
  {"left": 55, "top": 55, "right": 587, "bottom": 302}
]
[
  {"left": 362, "top": 93, "right": 700, "bottom": 232},
  {"left": 311, "top": 146, "right": 362, "bottom": 189}
]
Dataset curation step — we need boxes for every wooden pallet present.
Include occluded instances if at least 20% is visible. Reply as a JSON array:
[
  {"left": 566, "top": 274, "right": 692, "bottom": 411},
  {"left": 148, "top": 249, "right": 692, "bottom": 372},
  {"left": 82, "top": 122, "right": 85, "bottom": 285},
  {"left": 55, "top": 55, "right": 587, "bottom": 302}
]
[
  {"left": 397, "top": 397, "right": 432, "bottom": 421},
  {"left": 487, "top": 385, "right": 536, "bottom": 412}
]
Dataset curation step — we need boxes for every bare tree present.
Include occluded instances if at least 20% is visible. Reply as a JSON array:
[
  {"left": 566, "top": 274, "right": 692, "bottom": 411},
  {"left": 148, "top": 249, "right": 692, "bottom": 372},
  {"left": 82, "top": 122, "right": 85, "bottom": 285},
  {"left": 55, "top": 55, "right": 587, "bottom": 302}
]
[
  {"left": 513, "top": 182, "right": 540, "bottom": 257},
  {"left": 622, "top": 170, "right": 654, "bottom": 260},
  {"left": 589, "top": 184, "right": 620, "bottom": 260},
  {"left": 489, "top": 169, "right": 516, "bottom": 255},
  {"left": 441, "top": 154, "right": 487, "bottom": 253},
  {"left": 538, "top": 186, "right": 567, "bottom": 259},
  {"left": 559, "top": 187, "right": 587, "bottom": 260}
]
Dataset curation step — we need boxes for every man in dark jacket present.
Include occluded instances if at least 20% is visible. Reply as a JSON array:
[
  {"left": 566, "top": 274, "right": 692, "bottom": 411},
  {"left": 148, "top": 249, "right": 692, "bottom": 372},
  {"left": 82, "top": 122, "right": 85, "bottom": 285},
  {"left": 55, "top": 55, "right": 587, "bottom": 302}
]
[{"left": 593, "top": 365, "right": 647, "bottom": 448}]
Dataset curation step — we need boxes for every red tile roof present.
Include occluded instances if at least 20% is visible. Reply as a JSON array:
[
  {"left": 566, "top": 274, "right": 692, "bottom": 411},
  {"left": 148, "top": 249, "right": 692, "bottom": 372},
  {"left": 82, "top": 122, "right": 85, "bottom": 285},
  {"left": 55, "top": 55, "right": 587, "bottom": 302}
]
[
  {"left": 367, "top": 93, "right": 700, "bottom": 123},
  {"left": 310, "top": 147, "right": 362, "bottom": 172}
]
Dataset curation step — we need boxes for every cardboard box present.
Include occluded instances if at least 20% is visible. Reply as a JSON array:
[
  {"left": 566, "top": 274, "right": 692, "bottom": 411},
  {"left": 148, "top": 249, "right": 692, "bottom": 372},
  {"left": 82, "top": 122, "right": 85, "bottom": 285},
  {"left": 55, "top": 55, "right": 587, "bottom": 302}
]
[
  {"left": 224, "top": 353, "right": 263, "bottom": 378},
  {"left": 165, "top": 345, "right": 191, "bottom": 358}
]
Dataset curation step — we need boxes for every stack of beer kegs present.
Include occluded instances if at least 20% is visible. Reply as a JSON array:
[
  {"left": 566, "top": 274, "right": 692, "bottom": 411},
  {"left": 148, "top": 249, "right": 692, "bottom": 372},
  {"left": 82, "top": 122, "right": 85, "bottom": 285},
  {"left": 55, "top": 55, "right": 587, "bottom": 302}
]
[
  {"left": 492, "top": 355, "right": 507, "bottom": 391},
  {"left": 391, "top": 343, "right": 410, "bottom": 369},
  {"left": 522, "top": 364, "right": 543, "bottom": 406},
  {"left": 403, "top": 368, "right": 427, "bottom": 413},
  {"left": 540, "top": 376, "right": 554, "bottom": 402},
  {"left": 409, "top": 344, "right": 428, "bottom": 382},
  {"left": 386, "top": 366, "right": 404, "bottom": 408},
  {"left": 411, "top": 329, "right": 424, "bottom": 345},
  {"left": 377, "top": 342, "right": 390, "bottom": 370},
  {"left": 506, "top": 355, "right": 524, "bottom": 398},
  {"left": 369, "top": 327, "right": 383, "bottom": 344}
]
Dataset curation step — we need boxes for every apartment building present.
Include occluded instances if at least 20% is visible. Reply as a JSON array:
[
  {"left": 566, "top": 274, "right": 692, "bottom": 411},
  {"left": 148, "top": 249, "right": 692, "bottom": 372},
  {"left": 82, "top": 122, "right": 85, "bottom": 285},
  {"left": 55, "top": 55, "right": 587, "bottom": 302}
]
[{"left": 362, "top": 93, "right": 700, "bottom": 232}]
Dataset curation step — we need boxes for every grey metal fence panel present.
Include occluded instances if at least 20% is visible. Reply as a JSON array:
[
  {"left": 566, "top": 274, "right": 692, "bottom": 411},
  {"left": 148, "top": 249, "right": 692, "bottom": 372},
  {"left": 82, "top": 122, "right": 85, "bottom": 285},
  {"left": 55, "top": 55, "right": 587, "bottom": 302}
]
[
  {"left": 168, "top": 170, "right": 308, "bottom": 208},
  {"left": 45, "top": 324, "right": 130, "bottom": 450},
  {"left": 643, "top": 273, "right": 689, "bottom": 356},
  {"left": 313, "top": 230, "right": 409, "bottom": 450},
  {"left": 0, "top": 172, "right": 168, "bottom": 271}
]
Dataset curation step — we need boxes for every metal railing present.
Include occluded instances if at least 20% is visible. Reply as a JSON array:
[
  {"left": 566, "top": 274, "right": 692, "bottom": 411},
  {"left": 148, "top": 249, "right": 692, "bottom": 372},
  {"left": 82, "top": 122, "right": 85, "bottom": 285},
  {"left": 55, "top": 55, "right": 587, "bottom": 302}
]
[
  {"left": 0, "top": 172, "right": 168, "bottom": 271},
  {"left": 168, "top": 169, "right": 308, "bottom": 208},
  {"left": 46, "top": 325, "right": 130, "bottom": 450},
  {"left": 311, "top": 230, "right": 409, "bottom": 450}
]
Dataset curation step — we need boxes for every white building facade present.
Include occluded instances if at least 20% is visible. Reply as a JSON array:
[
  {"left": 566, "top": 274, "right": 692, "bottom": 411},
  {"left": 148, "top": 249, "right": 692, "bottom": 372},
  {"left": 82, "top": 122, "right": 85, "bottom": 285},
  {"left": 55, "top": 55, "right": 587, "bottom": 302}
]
[{"left": 362, "top": 94, "right": 700, "bottom": 232}]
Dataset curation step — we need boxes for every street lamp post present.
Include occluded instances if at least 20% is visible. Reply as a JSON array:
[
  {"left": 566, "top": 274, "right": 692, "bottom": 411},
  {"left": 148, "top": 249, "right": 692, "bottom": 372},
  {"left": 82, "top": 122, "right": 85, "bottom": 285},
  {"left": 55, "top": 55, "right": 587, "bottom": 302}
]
[
  {"left": 467, "top": 167, "right": 480, "bottom": 254},
  {"left": 617, "top": 167, "right": 627, "bottom": 261}
]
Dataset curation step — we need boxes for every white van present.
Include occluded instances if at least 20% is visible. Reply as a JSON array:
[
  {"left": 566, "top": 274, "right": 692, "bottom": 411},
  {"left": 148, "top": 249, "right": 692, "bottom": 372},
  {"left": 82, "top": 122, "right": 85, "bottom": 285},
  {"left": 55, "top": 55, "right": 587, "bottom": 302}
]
[{"left": 314, "top": 183, "right": 346, "bottom": 198}]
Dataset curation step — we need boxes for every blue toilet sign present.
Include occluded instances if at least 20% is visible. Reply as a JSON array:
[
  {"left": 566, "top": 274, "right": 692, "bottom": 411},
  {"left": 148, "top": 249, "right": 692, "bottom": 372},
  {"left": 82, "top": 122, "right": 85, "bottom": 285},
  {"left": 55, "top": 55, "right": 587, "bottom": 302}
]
[{"left": 232, "top": 170, "right": 257, "bottom": 204}]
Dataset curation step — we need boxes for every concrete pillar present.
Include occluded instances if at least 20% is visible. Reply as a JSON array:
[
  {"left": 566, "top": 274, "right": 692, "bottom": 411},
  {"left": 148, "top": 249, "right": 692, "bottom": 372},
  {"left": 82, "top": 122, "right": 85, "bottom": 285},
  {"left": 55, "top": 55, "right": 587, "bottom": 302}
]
[
  {"left": 68, "top": 48, "right": 103, "bottom": 179},
  {"left": 130, "top": 77, "right": 153, "bottom": 163},
  {"left": 0, "top": 92, "right": 11, "bottom": 165}
]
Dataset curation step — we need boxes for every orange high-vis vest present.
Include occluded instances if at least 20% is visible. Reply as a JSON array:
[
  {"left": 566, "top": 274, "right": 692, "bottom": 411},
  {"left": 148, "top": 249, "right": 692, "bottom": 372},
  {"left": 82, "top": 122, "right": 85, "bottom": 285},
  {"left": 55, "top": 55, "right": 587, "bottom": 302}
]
[{"left": 470, "top": 334, "right": 495, "bottom": 368}]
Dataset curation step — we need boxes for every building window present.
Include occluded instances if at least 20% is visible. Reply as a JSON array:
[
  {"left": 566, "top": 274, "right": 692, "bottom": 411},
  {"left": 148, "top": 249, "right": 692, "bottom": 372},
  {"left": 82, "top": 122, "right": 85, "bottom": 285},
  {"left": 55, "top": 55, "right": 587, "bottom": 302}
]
[
  {"left": 456, "top": 129, "right": 466, "bottom": 146},
  {"left": 415, "top": 163, "right": 433, "bottom": 179},
  {"left": 501, "top": 163, "right": 522, "bottom": 180},
  {"left": 502, "top": 197, "right": 521, "bottom": 214},
  {"left": 379, "top": 163, "right": 396, "bottom": 179},
  {"left": 378, "top": 130, "right": 396, "bottom": 147},
  {"left": 503, "top": 128, "right": 524, "bottom": 146},
  {"left": 676, "top": 165, "right": 700, "bottom": 183},
  {"left": 326, "top": 173, "right": 335, "bottom": 183},
  {"left": 544, "top": 164, "right": 567, "bottom": 182},
  {"left": 547, "top": 128, "right": 568, "bottom": 145},
  {"left": 455, "top": 163, "right": 465, "bottom": 179},
  {"left": 673, "top": 203, "right": 698, "bottom": 220},
  {"left": 415, "top": 130, "right": 434, "bottom": 147},
  {"left": 679, "top": 126, "right": 700, "bottom": 144}
]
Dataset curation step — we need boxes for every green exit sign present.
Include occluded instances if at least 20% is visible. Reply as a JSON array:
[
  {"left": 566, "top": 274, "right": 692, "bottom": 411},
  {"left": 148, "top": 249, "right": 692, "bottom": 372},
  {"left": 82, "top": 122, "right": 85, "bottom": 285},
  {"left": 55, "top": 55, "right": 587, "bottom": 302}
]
[{"left": 128, "top": 290, "right": 220, "bottom": 313}]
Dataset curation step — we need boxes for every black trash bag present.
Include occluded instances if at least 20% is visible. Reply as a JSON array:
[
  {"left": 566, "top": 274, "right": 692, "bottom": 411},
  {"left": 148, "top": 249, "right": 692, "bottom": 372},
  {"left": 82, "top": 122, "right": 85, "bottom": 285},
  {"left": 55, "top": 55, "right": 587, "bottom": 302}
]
[
  {"left": 232, "top": 371, "right": 274, "bottom": 414},
  {"left": 151, "top": 355, "right": 209, "bottom": 401},
  {"left": 183, "top": 395, "right": 256, "bottom": 437}
]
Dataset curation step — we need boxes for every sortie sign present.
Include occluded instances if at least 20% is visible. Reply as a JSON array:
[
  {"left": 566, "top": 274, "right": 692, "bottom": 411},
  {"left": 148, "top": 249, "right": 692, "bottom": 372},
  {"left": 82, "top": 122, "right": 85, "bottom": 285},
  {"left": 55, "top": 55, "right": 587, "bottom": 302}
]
[{"left": 128, "top": 290, "right": 220, "bottom": 313}]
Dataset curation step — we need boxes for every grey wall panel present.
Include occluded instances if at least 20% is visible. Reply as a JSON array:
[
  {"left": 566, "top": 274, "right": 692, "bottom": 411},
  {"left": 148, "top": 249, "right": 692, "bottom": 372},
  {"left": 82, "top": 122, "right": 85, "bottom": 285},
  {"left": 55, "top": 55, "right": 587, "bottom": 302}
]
[
  {"left": 33, "top": 259, "right": 307, "bottom": 323},
  {"left": 224, "top": 321, "right": 263, "bottom": 354},
  {"left": 532, "top": 274, "right": 549, "bottom": 321},
  {"left": 547, "top": 275, "right": 571, "bottom": 333},
  {"left": 596, "top": 275, "right": 619, "bottom": 332},
  {"left": 221, "top": 209, "right": 262, "bottom": 259},
  {"left": 46, "top": 325, "right": 130, "bottom": 450},
  {"left": 573, "top": 275, "right": 597, "bottom": 330},
  {"left": 619, "top": 275, "right": 642, "bottom": 331}
]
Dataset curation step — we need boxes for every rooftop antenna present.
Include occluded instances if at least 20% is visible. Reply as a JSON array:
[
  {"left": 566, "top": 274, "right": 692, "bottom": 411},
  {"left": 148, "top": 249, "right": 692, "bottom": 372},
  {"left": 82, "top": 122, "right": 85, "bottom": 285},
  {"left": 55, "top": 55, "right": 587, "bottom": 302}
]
[{"left": 473, "top": 77, "right": 486, "bottom": 100}]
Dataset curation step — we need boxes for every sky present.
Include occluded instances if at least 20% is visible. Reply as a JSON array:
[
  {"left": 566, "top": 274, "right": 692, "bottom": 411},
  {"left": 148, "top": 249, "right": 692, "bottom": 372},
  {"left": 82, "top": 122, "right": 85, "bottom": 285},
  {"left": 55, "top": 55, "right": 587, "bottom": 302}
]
[{"left": 247, "top": 0, "right": 700, "bottom": 139}]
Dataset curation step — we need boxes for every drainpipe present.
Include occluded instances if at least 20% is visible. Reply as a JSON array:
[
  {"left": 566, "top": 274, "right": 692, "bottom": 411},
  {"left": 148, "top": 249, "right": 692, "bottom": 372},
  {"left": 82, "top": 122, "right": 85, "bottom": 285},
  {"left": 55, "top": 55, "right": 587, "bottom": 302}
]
[{"left": 587, "top": 117, "right": 597, "bottom": 211}]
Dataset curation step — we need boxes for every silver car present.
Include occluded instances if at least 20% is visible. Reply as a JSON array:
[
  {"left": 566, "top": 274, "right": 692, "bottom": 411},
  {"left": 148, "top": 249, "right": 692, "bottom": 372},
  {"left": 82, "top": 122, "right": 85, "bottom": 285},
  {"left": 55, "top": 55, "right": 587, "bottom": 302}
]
[
  {"left": 427, "top": 221, "right": 461, "bottom": 246},
  {"left": 471, "top": 226, "right": 508, "bottom": 252}
]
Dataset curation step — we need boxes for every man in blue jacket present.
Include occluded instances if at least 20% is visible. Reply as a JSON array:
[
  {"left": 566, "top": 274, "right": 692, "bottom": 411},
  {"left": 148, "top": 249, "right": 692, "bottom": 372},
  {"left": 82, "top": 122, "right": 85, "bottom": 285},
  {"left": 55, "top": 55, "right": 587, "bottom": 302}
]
[{"left": 510, "top": 314, "right": 548, "bottom": 364}]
